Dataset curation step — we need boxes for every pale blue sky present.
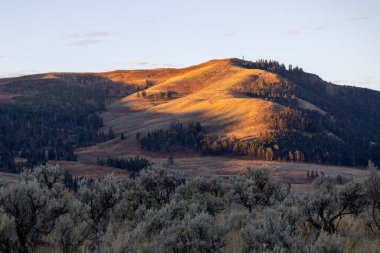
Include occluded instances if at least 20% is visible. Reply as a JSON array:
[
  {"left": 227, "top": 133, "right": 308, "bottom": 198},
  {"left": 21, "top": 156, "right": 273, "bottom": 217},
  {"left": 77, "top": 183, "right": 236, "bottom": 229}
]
[{"left": 0, "top": 0, "right": 379, "bottom": 90}]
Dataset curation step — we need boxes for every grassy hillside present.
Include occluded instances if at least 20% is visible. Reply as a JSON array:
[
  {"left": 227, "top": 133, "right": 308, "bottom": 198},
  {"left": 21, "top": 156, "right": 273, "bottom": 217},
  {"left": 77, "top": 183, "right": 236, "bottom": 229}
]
[
  {"left": 89, "top": 59, "right": 380, "bottom": 167},
  {"left": 1, "top": 58, "right": 379, "bottom": 173},
  {"left": 101, "top": 59, "right": 278, "bottom": 138}
]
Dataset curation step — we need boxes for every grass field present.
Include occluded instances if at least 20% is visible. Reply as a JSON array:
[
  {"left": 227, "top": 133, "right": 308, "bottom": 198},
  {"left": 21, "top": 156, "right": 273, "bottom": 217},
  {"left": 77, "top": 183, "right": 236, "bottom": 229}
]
[{"left": 76, "top": 143, "right": 368, "bottom": 192}]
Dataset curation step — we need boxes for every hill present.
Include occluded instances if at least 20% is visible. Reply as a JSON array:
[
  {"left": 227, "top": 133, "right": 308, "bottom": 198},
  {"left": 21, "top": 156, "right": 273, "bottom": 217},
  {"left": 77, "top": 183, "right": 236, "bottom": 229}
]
[
  {"left": 0, "top": 58, "right": 379, "bottom": 176},
  {"left": 101, "top": 59, "right": 278, "bottom": 139},
  {"left": 82, "top": 58, "right": 380, "bottom": 167}
]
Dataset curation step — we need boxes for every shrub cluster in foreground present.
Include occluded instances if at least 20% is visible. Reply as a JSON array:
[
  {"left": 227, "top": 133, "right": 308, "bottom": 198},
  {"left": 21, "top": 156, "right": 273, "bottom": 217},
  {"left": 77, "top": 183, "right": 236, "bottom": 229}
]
[{"left": 0, "top": 163, "right": 380, "bottom": 253}]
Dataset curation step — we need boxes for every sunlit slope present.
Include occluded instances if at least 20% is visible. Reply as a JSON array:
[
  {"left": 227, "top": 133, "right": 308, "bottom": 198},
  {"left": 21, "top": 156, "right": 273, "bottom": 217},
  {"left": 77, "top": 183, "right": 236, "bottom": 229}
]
[
  {"left": 102, "top": 59, "right": 282, "bottom": 139},
  {"left": 96, "top": 59, "right": 231, "bottom": 86}
]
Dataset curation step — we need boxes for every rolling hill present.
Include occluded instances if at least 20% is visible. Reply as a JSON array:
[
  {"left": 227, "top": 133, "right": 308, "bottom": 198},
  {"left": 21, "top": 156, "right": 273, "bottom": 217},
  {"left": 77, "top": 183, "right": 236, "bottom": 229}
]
[
  {"left": 100, "top": 59, "right": 279, "bottom": 139},
  {"left": 81, "top": 58, "right": 380, "bottom": 167},
  {"left": 0, "top": 58, "right": 379, "bottom": 178}
]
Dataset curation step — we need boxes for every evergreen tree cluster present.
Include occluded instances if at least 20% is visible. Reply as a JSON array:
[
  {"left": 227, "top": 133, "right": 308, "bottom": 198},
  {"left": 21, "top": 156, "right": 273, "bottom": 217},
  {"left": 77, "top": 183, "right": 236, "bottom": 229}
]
[
  {"left": 237, "top": 75, "right": 297, "bottom": 106},
  {"left": 232, "top": 58, "right": 304, "bottom": 80},
  {"left": 137, "top": 90, "right": 174, "bottom": 100},
  {"left": 137, "top": 117, "right": 379, "bottom": 166},
  {"left": 0, "top": 75, "right": 127, "bottom": 172},
  {"left": 97, "top": 156, "right": 150, "bottom": 177},
  {"left": 137, "top": 121, "right": 204, "bottom": 152}
]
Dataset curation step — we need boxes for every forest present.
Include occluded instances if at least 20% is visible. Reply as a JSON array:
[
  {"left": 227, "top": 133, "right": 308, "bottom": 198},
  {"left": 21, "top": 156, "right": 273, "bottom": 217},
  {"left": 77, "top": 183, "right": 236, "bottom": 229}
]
[
  {"left": 136, "top": 121, "right": 204, "bottom": 152},
  {"left": 137, "top": 118, "right": 380, "bottom": 167},
  {"left": 0, "top": 75, "right": 129, "bottom": 173},
  {"left": 0, "top": 163, "right": 379, "bottom": 253},
  {"left": 232, "top": 59, "right": 380, "bottom": 166}
]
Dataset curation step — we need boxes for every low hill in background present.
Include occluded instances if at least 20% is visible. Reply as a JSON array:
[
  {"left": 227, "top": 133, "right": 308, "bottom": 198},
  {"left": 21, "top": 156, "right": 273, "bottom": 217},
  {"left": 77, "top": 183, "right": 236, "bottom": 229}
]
[{"left": 0, "top": 58, "right": 379, "bottom": 177}]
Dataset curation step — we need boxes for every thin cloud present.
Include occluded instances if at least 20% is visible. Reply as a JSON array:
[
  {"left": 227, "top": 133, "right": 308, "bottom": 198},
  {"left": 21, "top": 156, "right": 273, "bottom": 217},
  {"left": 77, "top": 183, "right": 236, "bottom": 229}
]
[
  {"left": 131, "top": 61, "right": 174, "bottom": 67},
  {"left": 143, "top": 19, "right": 158, "bottom": 24},
  {"left": 332, "top": 79, "right": 360, "bottom": 85},
  {"left": 224, "top": 32, "right": 237, "bottom": 37},
  {"left": 155, "top": 63, "right": 175, "bottom": 67},
  {"left": 130, "top": 61, "right": 150, "bottom": 66},
  {"left": 347, "top": 16, "right": 369, "bottom": 21},
  {"left": 66, "top": 31, "right": 111, "bottom": 38},
  {"left": 307, "top": 26, "right": 326, "bottom": 31},
  {"left": 86, "top": 31, "right": 111, "bottom": 37},
  {"left": 117, "top": 61, "right": 175, "bottom": 68},
  {"left": 67, "top": 39, "right": 102, "bottom": 47},
  {"left": 285, "top": 30, "right": 301, "bottom": 36},
  {"left": 357, "top": 80, "right": 372, "bottom": 85},
  {"left": 65, "top": 33, "right": 81, "bottom": 38},
  {"left": 333, "top": 78, "right": 377, "bottom": 86},
  {"left": 286, "top": 26, "right": 326, "bottom": 36},
  {"left": 332, "top": 80, "right": 348, "bottom": 85},
  {"left": 65, "top": 31, "right": 112, "bottom": 47}
]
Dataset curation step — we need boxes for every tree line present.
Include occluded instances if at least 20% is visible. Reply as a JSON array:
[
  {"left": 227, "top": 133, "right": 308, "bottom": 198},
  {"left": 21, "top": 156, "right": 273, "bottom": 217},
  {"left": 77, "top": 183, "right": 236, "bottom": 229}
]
[
  {"left": 232, "top": 58, "right": 380, "bottom": 166},
  {"left": 0, "top": 75, "right": 127, "bottom": 172},
  {"left": 136, "top": 121, "right": 204, "bottom": 152},
  {"left": 136, "top": 120, "right": 379, "bottom": 166},
  {"left": 97, "top": 156, "right": 150, "bottom": 177}
]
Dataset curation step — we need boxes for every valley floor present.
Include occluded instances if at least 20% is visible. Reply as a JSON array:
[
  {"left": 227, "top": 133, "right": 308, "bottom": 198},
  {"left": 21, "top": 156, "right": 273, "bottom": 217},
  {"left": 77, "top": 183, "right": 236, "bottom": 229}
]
[
  {"left": 2, "top": 154, "right": 367, "bottom": 193},
  {"left": 73, "top": 146, "right": 368, "bottom": 192}
]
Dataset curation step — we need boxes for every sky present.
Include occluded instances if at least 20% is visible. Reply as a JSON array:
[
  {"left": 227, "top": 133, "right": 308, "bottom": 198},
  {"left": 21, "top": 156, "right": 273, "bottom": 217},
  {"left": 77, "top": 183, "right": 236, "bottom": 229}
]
[{"left": 0, "top": 0, "right": 379, "bottom": 90}]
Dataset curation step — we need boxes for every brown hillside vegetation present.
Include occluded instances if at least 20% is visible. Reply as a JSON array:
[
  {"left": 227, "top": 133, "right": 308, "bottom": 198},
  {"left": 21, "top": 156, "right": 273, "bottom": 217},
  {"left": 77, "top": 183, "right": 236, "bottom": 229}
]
[
  {"left": 77, "top": 58, "right": 288, "bottom": 168},
  {"left": 100, "top": 59, "right": 282, "bottom": 140}
]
